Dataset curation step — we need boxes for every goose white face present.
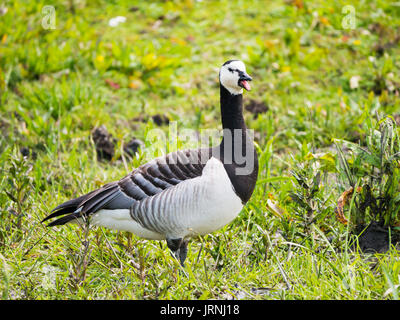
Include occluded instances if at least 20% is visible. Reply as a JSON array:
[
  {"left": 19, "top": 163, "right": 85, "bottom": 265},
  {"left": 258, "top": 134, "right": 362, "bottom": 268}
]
[{"left": 219, "top": 60, "right": 252, "bottom": 95}]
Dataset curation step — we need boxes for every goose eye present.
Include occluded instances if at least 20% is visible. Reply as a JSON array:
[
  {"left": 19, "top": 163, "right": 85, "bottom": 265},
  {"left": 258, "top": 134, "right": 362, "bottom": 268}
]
[{"left": 228, "top": 68, "right": 234, "bottom": 72}]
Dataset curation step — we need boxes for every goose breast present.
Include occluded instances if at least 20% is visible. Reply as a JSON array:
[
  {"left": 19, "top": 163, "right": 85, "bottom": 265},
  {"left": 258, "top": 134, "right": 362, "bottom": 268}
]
[{"left": 128, "top": 157, "right": 243, "bottom": 239}]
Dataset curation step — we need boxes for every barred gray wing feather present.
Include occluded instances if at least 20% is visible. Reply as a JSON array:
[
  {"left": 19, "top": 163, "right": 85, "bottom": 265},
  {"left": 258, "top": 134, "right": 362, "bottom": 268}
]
[
  {"left": 129, "top": 169, "right": 207, "bottom": 236},
  {"left": 42, "top": 149, "right": 209, "bottom": 226},
  {"left": 127, "top": 156, "right": 241, "bottom": 238}
]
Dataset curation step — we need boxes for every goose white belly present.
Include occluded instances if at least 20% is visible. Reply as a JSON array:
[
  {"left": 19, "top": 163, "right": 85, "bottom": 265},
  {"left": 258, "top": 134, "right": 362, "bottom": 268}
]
[
  {"left": 91, "top": 157, "right": 243, "bottom": 240},
  {"left": 91, "top": 209, "right": 165, "bottom": 240},
  {"left": 182, "top": 168, "right": 243, "bottom": 237}
]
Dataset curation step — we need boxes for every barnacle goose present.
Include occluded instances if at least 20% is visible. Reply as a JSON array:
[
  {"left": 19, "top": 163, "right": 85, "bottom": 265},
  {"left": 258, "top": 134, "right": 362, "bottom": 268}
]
[{"left": 42, "top": 60, "right": 259, "bottom": 266}]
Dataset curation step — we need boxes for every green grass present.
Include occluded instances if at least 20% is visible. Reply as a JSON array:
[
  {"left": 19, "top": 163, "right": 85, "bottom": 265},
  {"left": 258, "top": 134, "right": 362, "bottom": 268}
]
[{"left": 1, "top": 0, "right": 400, "bottom": 300}]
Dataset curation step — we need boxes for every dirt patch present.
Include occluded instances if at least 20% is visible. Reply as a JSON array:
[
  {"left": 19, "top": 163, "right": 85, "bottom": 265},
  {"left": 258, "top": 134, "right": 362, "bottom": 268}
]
[
  {"left": 353, "top": 221, "right": 400, "bottom": 254},
  {"left": 152, "top": 114, "right": 170, "bottom": 126},
  {"left": 131, "top": 114, "right": 170, "bottom": 127},
  {"left": 374, "top": 38, "right": 400, "bottom": 57},
  {"left": 369, "top": 22, "right": 400, "bottom": 57},
  {"left": 373, "top": 28, "right": 400, "bottom": 57},
  {"left": 91, "top": 125, "right": 116, "bottom": 161},
  {"left": 245, "top": 99, "right": 269, "bottom": 118},
  {"left": 91, "top": 125, "right": 144, "bottom": 161},
  {"left": 123, "top": 137, "right": 144, "bottom": 159},
  {"left": 20, "top": 146, "right": 37, "bottom": 160},
  {"left": 131, "top": 114, "right": 147, "bottom": 123}
]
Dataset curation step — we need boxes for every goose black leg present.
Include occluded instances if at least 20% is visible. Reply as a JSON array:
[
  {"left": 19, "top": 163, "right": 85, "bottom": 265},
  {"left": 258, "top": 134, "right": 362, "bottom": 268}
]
[
  {"left": 166, "top": 238, "right": 188, "bottom": 266},
  {"left": 178, "top": 239, "right": 189, "bottom": 266}
]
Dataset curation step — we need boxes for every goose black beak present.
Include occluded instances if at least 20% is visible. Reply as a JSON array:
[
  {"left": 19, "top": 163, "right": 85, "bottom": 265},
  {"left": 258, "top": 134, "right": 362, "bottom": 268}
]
[{"left": 238, "top": 73, "right": 252, "bottom": 91}]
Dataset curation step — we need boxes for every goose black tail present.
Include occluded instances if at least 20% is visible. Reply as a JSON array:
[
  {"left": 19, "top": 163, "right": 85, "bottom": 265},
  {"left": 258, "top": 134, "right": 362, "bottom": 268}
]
[
  {"left": 41, "top": 192, "right": 94, "bottom": 226},
  {"left": 42, "top": 182, "right": 121, "bottom": 227}
]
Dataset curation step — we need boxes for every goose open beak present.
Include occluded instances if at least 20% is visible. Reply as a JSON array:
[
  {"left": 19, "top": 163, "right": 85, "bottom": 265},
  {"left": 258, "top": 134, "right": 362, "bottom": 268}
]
[
  {"left": 238, "top": 73, "right": 252, "bottom": 91},
  {"left": 239, "top": 80, "right": 251, "bottom": 91}
]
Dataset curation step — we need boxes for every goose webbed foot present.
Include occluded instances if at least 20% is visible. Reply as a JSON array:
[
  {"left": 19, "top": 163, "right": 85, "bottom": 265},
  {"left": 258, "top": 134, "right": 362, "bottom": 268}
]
[{"left": 167, "top": 238, "right": 189, "bottom": 266}]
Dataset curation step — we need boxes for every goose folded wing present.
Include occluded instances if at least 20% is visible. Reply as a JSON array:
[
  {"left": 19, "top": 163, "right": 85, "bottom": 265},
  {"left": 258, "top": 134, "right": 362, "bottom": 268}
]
[
  {"left": 128, "top": 156, "right": 240, "bottom": 238},
  {"left": 129, "top": 174, "right": 206, "bottom": 236},
  {"left": 43, "top": 149, "right": 209, "bottom": 226}
]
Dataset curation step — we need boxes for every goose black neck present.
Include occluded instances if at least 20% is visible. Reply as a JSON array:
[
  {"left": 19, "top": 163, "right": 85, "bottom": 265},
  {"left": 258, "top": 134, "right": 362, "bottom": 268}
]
[
  {"left": 218, "top": 83, "right": 252, "bottom": 158},
  {"left": 220, "top": 84, "right": 246, "bottom": 132},
  {"left": 217, "top": 84, "right": 258, "bottom": 205}
]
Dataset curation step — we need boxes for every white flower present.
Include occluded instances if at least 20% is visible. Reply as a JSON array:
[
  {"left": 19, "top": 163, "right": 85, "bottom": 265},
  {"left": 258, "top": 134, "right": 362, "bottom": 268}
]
[
  {"left": 108, "top": 16, "right": 126, "bottom": 27},
  {"left": 350, "top": 75, "right": 361, "bottom": 89}
]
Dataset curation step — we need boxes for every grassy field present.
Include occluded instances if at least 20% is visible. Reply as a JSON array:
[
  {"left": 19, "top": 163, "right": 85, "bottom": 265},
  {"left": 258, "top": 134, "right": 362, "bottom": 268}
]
[{"left": 1, "top": 0, "right": 400, "bottom": 300}]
